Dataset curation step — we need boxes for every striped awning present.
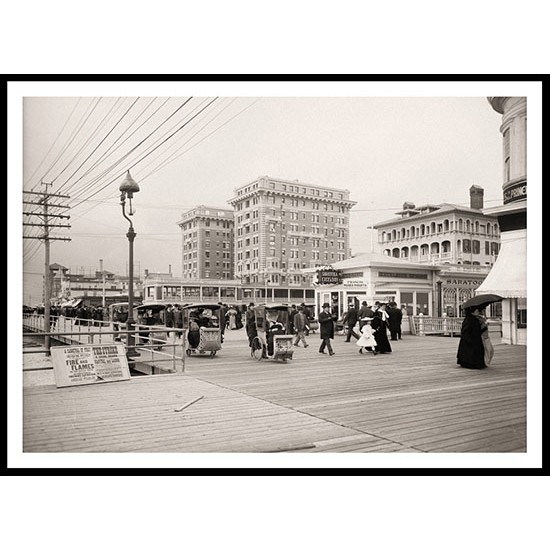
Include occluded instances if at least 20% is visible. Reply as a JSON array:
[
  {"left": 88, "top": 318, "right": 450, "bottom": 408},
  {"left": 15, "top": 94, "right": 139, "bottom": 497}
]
[{"left": 476, "top": 230, "right": 526, "bottom": 298}]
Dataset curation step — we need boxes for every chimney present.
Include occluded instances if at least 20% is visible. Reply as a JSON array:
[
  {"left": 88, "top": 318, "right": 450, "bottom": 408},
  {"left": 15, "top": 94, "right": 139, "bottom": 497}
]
[
  {"left": 469, "top": 185, "right": 484, "bottom": 209},
  {"left": 169, "top": 264, "right": 172, "bottom": 274}
]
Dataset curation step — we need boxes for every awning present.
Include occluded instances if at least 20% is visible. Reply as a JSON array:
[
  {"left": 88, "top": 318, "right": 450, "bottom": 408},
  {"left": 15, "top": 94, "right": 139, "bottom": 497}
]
[
  {"left": 476, "top": 230, "right": 526, "bottom": 298},
  {"left": 60, "top": 298, "right": 83, "bottom": 308}
]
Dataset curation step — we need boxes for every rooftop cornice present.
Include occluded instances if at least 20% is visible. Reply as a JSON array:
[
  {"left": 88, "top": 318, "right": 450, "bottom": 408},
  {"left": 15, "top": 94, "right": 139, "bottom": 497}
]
[{"left": 488, "top": 97, "right": 506, "bottom": 114}]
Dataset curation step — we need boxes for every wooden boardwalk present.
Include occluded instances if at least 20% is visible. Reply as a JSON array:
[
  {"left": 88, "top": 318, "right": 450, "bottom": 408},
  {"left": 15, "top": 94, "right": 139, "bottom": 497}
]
[{"left": 23, "top": 332, "right": 527, "bottom": 453}]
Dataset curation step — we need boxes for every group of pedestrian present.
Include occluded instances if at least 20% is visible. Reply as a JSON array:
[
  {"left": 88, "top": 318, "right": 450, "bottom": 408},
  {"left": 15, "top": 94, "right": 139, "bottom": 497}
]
[
  {"left": 238, "top": 299, "right": 488, "bottom": 373},
  {"left": 163, "top": 304, "right": 184, "bottom": 337},
  {"left": 54, "top": 304, "right": 107, "bottom": 326},
  {"left": 338, "top": 301, "right": 402, "bottom": 356}
]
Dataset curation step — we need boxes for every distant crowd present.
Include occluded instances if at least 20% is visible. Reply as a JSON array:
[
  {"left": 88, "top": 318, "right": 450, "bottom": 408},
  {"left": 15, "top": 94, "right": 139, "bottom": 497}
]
[{"left": 24, "top": 304, "right": 108, "bottom": 325}]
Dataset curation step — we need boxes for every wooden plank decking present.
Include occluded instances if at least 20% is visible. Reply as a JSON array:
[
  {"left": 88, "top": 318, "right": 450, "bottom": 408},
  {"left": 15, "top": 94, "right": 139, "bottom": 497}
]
[{"left": 22, "top": 332, "right": 527, "bottom": 453}]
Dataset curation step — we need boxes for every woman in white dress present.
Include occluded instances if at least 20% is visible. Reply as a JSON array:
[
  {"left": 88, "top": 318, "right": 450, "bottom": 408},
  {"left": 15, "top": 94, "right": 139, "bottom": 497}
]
[{"left": 356, "top": 318, "right": 377, "bottom": 355}]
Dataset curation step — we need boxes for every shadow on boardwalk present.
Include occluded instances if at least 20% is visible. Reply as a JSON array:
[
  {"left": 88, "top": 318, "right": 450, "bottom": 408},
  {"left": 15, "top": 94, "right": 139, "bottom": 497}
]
[{"left": 22, "top": 333, "right": 526, "bottom": 454}]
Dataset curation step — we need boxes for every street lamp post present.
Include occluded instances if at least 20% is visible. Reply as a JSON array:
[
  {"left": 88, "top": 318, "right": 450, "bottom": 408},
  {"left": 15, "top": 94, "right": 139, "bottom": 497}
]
[{"left": 119, "top": 170, "right": 140, "bottom": 361}]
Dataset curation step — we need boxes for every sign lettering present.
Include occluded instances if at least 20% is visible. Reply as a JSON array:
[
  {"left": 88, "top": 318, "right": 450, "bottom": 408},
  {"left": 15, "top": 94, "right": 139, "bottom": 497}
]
[
  {"left": 51, "top": 344, "right": 130, "bottom": 388},
  {"left": 378, "top": 272, "right": 428, "bottom": 280},
  {"left": 316, "top": 268, "right": 342, "bottom": 285},
  {"left": 503, "top": 181, "right": 527, "bottom": 204}
]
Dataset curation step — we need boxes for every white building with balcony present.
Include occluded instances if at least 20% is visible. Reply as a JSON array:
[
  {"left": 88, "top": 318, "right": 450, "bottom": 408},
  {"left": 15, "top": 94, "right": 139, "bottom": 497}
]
[
  {"left": 373, "top": 186, "right": 501, "bottom": 317},
  {"left": 374, "top": 186, "right": 500, "bottom": 268}
]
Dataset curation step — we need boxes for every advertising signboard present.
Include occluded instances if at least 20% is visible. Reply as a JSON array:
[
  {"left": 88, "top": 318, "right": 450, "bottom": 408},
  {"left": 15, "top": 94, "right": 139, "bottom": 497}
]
[{"left": 51, "top": 343, "right": 131, "bottom": 388}]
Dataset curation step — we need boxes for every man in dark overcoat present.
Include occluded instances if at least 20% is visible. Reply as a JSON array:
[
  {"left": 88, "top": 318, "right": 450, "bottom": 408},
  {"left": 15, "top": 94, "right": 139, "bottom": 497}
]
[
  {"left": 343, "top": 304, "right": 359, "bottom": 342},
  {"left": 318, "top": 302, "right": 336, "bottom": 355},
  {"left": 358, "top": 301, "right": 374, "bottom": 329},
  {"left": 245, "top": 303, "right": 257, "bottom": 348},
  {"left": 387, "top": 301, "right": 403, "bottom": 340}
]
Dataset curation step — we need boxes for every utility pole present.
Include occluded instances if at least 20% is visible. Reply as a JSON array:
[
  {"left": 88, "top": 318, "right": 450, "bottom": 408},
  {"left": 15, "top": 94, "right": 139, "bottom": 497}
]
[
  {"left": 100, "top": 259, "right": 106, "bottom": 308},
  {"left": 23, "top": 183, "right": 71, "bottom": 354}
]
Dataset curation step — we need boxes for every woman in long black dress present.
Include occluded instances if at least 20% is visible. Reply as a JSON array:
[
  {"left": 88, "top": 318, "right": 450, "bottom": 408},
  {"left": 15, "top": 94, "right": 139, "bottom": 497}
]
[
  {"left": 457, "top": 307, "right": 487, "bottom": 369},
  {"left": 371, "top": 310, "right": 392, "bottom": 353}
]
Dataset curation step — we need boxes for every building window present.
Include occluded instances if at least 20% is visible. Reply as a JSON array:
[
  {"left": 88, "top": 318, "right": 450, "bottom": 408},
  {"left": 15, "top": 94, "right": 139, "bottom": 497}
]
[{"left": 517, "top": 298, "right": 527, "bottom": 328}]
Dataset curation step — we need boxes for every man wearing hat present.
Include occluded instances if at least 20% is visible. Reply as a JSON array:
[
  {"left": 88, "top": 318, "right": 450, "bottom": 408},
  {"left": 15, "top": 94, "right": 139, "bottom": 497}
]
[
  {"left": 318, "top": 302, "right": 336, "bottom": 355},
  {"left": 245, "top": 302, "right": 257, "bottom": 348},
  {"left": 343, "top": 303, "right": 359, "bottom": 342},
  {"left": 293, "top": 305, "right": 309, "bottom": 348},
  {"left": 358, "top": 301, "right": 374, "bottom": 330}
]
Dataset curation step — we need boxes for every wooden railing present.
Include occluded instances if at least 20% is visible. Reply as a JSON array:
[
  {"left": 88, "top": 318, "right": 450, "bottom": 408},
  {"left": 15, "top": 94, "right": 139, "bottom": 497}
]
[
  {"left": 411, "top": 316, "right": 464, "bottom": 337},
  {"left": 23, "top": 313, "right": 186, "bottom": 374}
]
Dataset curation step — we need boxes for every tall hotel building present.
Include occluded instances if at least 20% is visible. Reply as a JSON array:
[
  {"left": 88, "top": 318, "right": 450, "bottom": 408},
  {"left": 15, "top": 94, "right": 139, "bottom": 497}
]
[
  {"left": 228, "top": 176, "right": 356, "bottom": 286},
  {"left": 178, "top": 205, "right": 235, "bottom": 279}
]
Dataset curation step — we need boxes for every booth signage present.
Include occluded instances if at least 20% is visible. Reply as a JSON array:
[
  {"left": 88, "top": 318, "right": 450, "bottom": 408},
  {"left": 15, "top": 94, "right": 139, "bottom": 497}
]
[
  {"left": 316, "top": 268, "right": 342, "bottom": 285},
  {"left": 51, "top": 343, "right": 131, "bottom": 388},
  {"left": 342, "top": 280, "right": 367, "bottom": 287},
  {"left": 378, "top": 271, "right": 428, "bottom": 280},
  {"left": 444, "top": 278, "right": 480, "bottom": 286}
]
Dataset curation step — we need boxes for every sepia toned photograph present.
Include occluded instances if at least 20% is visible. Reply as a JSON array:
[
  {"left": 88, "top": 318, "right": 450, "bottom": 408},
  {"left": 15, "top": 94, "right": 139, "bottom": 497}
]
[{"left": 9, "top": 79, "right": 541, "bottom": 469}]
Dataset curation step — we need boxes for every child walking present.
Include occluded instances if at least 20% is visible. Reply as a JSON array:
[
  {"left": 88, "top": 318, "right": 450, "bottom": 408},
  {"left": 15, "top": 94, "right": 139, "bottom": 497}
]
[{"left": 356, "top": 319, "right": 377, "bottom": 355}]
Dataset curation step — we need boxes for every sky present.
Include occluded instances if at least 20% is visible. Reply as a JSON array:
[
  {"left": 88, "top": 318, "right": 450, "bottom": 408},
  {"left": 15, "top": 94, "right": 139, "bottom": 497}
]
[{"left": 11, "top": 80, "right": 540, "bottom": 305}]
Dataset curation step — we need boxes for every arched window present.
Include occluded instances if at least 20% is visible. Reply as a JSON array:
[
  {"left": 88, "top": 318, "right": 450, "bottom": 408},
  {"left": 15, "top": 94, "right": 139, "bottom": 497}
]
[
  {"left": 392, "top": 248, "right": 400, "bottom": 258},
  {"left": 444, "top": 219, "right": 450, "bottom": 231},
  {"left": 410, "top": 245, "right": 419, "bottom": 260},
  {"left": 430, "top": 222, "right": 436, "bottom": 233},
  {"left": 458, "top": 219, "right": 463, "bottom": 231},
  {"left": 401, "top": 247, "right": 409, "bottom": 259}
]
